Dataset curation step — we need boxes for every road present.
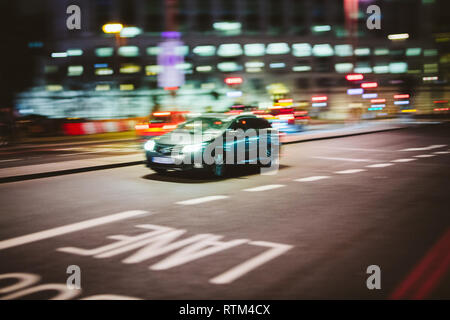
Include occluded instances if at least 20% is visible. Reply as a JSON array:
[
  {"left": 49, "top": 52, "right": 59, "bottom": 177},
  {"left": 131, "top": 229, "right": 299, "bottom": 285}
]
[{"left": 0, "top": 123, "right": 449, "bottom": 300}]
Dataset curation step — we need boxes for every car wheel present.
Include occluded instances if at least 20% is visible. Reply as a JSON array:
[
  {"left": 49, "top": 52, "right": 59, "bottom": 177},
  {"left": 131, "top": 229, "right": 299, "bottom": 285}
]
[{"left": 212, "top": 154, "right": 226, "bottom": 177}]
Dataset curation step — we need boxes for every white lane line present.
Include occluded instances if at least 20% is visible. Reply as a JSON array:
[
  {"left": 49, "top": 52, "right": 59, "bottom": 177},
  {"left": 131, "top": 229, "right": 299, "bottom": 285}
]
[
  {"left": 366, "top": 163, "right": 394, "bottom": 168},
  {"left": 391, "top": 158, "right": 417, "bottom": 163},
  {"left": 210, "top": 241, "right": 293, "bottom": 285},
  {"left": 312, "top": 156, "right": 374, "bottom": 162},
  {"left": 334, "top": 169, "right": 367, "bottom": 174},
  {"left": 243, "top": 184, "right": 285, "bottom": 192},
  {"left": 0, "top": 210, "right": 149, "bottom": 251},
  {"left": 400, "top": 144, "right": 447, "bottom": 152},
  {"left": 176, "top": 195, "right": 229, "bottom": 205},
  {"left": 0, "top": 158, "right": 22, "bottom": 163},
  {"left": 434, "top": 151, "right": 450, "bottom": 155},
  {"left": 295, "top": 176, "right": 330, "bottom": 182},
  {"left": 414, "top": 154, "right": 436, "bottom": 158}
]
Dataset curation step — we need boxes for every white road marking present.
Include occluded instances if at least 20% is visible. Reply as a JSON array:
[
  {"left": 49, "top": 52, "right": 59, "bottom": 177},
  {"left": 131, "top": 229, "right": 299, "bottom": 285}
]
[
  {"left": 0, "top": 210, "right": 149, "bottom": 251},
  {"left": 391, "top": 158, "right": 417, "bottom": 163},
  {"left": 0, "top": 158, "right": 22, "bottom": 163},
  {"left": 414, "top": 154, "right": 436, "bottom": 158},
  {"left": 312, "top": 156, "right": 374, "bottom": 162},
  {"left": 334, "top": 169, "right": 367, "bottom": 174},
  {"left": 434, "top": 151, "right": 450, "bottom": 155},
  {"left": 243, "top": 184, "right": 285, "bottom": 192},
  {"left": 366, "top": 163, "right": 394, "bottom": 168},
  {"left": 176, "top": 196, "right": 229, "bottom": 205},
  {"left": 295, "top": 176, "right": 330, "bottom": 182},
  {"left": 209, "top": 241, "right": 293, "bottom": 285},
  {"left": 400, "top": 144, "right": 447, "bottom": 152}
]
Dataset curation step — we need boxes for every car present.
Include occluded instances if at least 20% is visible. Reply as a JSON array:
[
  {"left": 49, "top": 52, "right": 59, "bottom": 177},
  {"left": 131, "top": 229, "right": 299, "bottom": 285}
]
[
  {"left": 262, "top": 107, "right": 304, "bottom": 133},
  {"left": 135, "top": 111, "right": 189, "bottom": 139},
  {"left": 144, "top": 113, "right": 280, "bottom": 177}
]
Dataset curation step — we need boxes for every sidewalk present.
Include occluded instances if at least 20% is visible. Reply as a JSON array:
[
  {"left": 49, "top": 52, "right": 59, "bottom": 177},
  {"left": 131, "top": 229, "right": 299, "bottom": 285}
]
[{"left": 0, "top": 119, "right": 423, "bottom": 183}]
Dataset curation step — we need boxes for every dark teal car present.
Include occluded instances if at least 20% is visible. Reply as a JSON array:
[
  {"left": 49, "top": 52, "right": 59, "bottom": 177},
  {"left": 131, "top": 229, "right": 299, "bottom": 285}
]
[{"left": 144, "top": 113, "right": 280, "bottom": 177}]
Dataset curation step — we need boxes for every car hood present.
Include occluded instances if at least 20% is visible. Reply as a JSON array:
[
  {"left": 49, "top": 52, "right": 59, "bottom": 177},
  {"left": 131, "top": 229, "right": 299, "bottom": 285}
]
[{"left": 156, "top": 129, "right": 223, "bottom": 145}]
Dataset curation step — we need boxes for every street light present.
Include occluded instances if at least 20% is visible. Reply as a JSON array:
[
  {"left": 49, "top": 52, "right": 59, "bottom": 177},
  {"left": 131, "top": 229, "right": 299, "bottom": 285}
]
[{"left": 102, "top": 23, "right": 123, "bottom": 34}]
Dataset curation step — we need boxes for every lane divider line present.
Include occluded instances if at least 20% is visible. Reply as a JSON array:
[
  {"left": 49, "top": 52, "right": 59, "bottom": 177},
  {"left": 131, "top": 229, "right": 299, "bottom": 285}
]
[
  {"left": 391, "top": 158, "right": 417, "bottom": 163},
  {"left": 400, "top": 144, "right": 447, "bottom": 152},
  {"left": 414, "top": 154, "right": 436, "bottom": 158},
  {"left": 176, "top": 196, "right": 229, "bottom": 205},
  {"left": 294, "top": 176, "right": 331, "bottom": 182},
  {"left": 434, "top": 151, "right": 449, "bottom": 155},
  {"left": 334, "top": 169, "right": 367, "bottom": 174},
  {"left": 366, "top": 163, "right": 394, "bottom": 168},
  {"left": 0, "top": 210, "right": 150, "bottom": 251},
  {"left": 243, "top": 185, "right": 286, "bottom": 192}
]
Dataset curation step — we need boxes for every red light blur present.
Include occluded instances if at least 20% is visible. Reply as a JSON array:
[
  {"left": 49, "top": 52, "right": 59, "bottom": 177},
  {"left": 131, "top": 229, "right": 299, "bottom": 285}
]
[
  {"left": 225, "top": 77, "right": 243, "bottom": 85},
  {"left": 346, "top": 74, "right": 364, "bottom": 81},
  {"left": 311, "top": 96, "right": 328, "bottom": 102},
  {"left": 394, "top": 94, "right": 410, "bottom": 99},
  {"left": 361, "top": 82, "right": 378, "bottom": 89},
  {"left": 371, "top": 99, "right": 386, "bottom": 103}
]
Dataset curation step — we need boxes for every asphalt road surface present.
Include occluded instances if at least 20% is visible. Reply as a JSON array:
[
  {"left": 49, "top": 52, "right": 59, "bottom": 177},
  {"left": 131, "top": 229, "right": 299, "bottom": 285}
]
[{"left": 0, "top": 123, "right": 449, "bottom": 299}]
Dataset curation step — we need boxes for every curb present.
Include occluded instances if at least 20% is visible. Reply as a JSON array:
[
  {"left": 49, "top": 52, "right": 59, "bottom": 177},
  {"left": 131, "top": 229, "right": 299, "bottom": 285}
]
[{"left": 0, "top": 160, "right": 144, "bottom": 184}]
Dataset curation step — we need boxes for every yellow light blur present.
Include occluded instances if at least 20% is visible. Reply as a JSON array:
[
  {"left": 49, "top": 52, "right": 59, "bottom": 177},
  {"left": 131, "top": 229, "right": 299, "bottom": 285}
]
[
  {"left": 401, "top": 109, "right": 417, "bottom": 113},
  {"left": 102, "top": 23, "right": 124, "bottom": 34}
]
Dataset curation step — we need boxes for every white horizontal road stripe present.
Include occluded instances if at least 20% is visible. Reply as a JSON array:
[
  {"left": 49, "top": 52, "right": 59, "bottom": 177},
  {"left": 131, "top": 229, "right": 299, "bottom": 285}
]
[
  {"left": 366, "top": 163, "right": 394, "bottom": 168},
  {"left": 176, "top": 195, "right": 229, "bottom": 205},
  {"left": 335, "top": 169, "right": 367, "bottom": 174},
  {"left": 312, "top": 156, "right": 373, "bottom": 162},
  {"left": 243, "top": 184, "right": 285, "bottom": 192},
  {"left": 391, "top": 158, "right": 416, "bottom": 163},
  {"left": 434, "top": 151, "right": 450, "bottom": 154},
  {"left": 0, "top": 210, "right": 149, "bottom": 251},
  {"left": 295, "top": 176, "right": 330, "bottom": 182},
  {"left": 400, "top": 144, "right": 447, "bottom": 152},
  {"left": 0, "top": 158, "right": 22, "bottom": 163},
  {"left": 414, "top": 154, "right": 436, "bottom": 158}
]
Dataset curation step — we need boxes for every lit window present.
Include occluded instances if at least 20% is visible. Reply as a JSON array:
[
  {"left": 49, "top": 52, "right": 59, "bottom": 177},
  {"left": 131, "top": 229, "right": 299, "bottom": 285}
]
[
  {"left": 406, "top": 48, "right": 422, "bottom": 56},
  {"left": 335, "top": 44, "right": 353, "bottom": 57},
  {"left": 312, "top": 44, "right": 334, "bottom": 57},
  {"left": 120, "top": 64, "right": 141, "bottom": 74},
  {"left": 68, "top": 65, "right": 83, "bottom": 76},
  {"left": 354, "top": 48, "right": 371, "bottom": 56},
  {"left": 374, "top": 48, "right": 389, "bottom": 56},
  {"left": 244, "top": 44, "right": 265, "bottom": 56},
  {"left": 51, "top": 52, "right": 67, "bottom": 58},
  {"left": 424, "top": 49, "right": 438, "bottom": 56},
  {"left": 176, "top": 45, "right": 189, "bottom": 56},
  {"left": 374, "top": 65, "right": 389, "bottom": 74},
  {"left": 67, "top": 49, "right": 83, "bottom": 56},
  {"left": 46, "top": 85, "right": 63, "bottom": 91},
  {"left": 245, "top": 61, "right": 264, "bottom": 68},
  {"left": 118, "top": 46, "right": 139, "bottom": 57},
  {"left": 146, "top": 46, "right": 161, "bottom": 56},
  {"left": 266, "top": 43, "right": 290, "bottom": 55},
  {"left": 269, "top": 62, "right": 286, "bottom": 69},
  {"left": 95, "top": 47, "right": 114, "bottom": 57},
  {"left": 217, "top": 62, "right": 242, "bottom": 72},
  {"left": 95, "top": 68, "right": 114, "bottom": 76},
  {"left": 218, "top": 44, "right": 243, "bottom": 57},
  {"left": 335, "top": 63, "right": 353, "bottom": 73},
  {"left": 424, "top": 63, "right": 438, "bottom": 73},
  {"left": 354, "top": 63, "right": 372, "bottom": 73},
  {"left": 292, "top": 65, "right": 311, "bottom": 72},
  {"left": 389, "top": 62, "right": 408, "bottom": 73},
  {"left": 312, "top": 25, "right": 331, "bottom": 33},
  {"left": 193, "top": 45, "right": 216, "bottom": 56},
  {"left": 292, "top": 43, "right": 312, "bottom": 57},
  {"left": 120, "top": 84, "right": 135, "bottom": 91},
  {"left": 145, "top": 65, "right": 162, "bottom": 75},
  {"left": 196, "top": 65, "right": 213, "bottom": 72},
  {"left": 44, "top": 66, "right": 58, "bottom": 74},
  {"left": 96, "top": 84, "right": 110, "bottom": 91}
]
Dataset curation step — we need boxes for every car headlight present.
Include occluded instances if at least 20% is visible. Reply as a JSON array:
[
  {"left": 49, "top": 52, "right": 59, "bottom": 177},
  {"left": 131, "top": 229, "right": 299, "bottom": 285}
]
[
  {"left": 144, "top": 139, "right": 156, "bottom": 151},
  {"left": 182, "top": 143, "right": 204, "bottom": 153}
]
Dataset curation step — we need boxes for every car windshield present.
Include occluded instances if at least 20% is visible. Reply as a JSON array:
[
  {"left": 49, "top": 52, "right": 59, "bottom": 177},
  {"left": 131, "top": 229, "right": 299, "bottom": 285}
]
[{"left": 176, "top": 117, "right": 231, "bottom": 134}]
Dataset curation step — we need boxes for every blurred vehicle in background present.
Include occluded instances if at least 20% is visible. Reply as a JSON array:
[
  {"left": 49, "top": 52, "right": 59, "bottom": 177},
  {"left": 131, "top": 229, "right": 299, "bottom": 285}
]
[
  {"left": 226, "top": 105, "right": 258, "bottom": 115},
  {"left": 260, "top": 105, "right": 306, "bottom": 134},
  {"left": 135, "top": 111, "right": 189, "bottom": 140},
  {"left": 144, "top": 113, "right": 278, "bottom": 177}
]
